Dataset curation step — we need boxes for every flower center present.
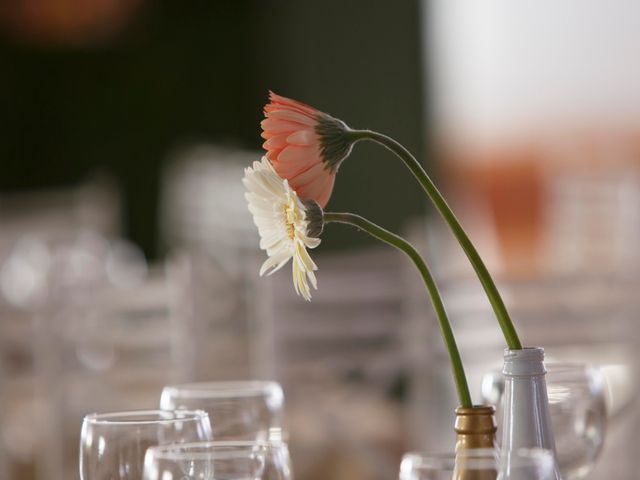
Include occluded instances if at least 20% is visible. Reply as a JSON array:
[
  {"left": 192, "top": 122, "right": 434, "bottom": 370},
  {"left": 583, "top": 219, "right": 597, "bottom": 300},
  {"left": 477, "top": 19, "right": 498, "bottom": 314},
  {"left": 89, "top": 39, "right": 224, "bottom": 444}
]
[{"left": 284, "top": 203, "right": 297, "bottom": 240}]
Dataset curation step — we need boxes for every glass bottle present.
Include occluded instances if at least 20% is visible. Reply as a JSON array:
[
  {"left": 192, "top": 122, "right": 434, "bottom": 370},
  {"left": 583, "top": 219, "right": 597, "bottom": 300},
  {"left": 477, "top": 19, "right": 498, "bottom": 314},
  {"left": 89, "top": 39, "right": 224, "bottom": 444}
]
[{"left": 500, "top": 347, "right": 561, "bottom": 479}]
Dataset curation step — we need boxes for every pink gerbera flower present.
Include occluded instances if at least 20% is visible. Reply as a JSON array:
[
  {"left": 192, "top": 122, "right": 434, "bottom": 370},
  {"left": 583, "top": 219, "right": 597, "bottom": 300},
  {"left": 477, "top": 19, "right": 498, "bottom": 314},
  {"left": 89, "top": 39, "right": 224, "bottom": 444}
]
[{"left": 261, "top": 92, "right": 354, "bottom": 208}]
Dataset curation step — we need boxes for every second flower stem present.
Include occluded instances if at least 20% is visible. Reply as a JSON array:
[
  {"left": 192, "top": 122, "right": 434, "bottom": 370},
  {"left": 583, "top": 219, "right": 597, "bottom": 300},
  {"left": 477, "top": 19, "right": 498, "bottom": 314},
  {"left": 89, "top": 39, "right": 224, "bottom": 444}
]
[
  {"left": 350, "top": 129, "right": 523, "bottom": 350},
  {"left": 324, "top": 211, "right": 472, "bottom": 408}
]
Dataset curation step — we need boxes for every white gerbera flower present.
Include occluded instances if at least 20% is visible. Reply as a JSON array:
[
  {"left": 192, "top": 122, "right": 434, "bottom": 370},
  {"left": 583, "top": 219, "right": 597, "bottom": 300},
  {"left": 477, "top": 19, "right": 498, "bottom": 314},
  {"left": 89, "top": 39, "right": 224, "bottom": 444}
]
[{"left": 243, "top": 157, "right": 321, "bottom": 300}]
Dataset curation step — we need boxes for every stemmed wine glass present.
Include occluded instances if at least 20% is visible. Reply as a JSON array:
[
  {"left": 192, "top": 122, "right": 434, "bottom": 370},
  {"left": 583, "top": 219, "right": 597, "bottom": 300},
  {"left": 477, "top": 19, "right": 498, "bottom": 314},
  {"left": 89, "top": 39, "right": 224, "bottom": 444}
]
[
  {"left": 159, "top": 381, "right": 285, "bottom": 441},
  {"left": 481, "top": 363, "right": 606, "bottom": 479},
  {"left": 79, "top": 409, "right": 212, "bottom": 480},
  {"left": 143, "top": 440, "right": 292, "bottom": 480}
]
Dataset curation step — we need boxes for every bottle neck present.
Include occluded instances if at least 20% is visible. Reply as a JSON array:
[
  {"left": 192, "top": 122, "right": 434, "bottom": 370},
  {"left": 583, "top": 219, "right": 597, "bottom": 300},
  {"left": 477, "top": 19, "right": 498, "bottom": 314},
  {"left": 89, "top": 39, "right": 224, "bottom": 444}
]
[
  {"left": 502, "top": 347, "right": 546, "bottom": 377},
  {"left": 454, "top": 405, "right": 498, "bottom": 450}
]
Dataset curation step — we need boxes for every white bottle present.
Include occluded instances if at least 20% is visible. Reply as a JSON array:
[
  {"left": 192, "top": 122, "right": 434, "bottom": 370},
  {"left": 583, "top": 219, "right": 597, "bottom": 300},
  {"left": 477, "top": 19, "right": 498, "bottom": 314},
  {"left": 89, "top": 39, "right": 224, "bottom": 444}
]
[{"left": 500, "top": 347, "right": 561, "bottom": 479}]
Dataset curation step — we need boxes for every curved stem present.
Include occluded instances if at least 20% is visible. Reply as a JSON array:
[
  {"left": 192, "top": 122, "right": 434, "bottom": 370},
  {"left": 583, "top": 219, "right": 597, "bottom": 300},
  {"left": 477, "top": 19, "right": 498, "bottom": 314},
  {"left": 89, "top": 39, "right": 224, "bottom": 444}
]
[
  {"left": 324, "top": 211, "right": 472, "bottom": 408},
  {"left": 349, "top": 129, "right": 522, "bottom": 350}
]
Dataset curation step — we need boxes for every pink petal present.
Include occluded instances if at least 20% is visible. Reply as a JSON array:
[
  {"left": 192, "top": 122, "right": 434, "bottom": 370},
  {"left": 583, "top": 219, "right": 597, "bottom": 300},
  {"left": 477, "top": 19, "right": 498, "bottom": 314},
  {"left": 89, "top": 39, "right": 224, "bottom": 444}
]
[
  {"left": 277, "top": 144, "right": 321, "bottom": 167},
  {"left": 272, "top": 146, "right": 318, "bottom": 177},
  {"left": 290, "top": 162, "right": 330, "bottom": 189},
  {"left": 260, "top": 118, "right": 301, "bottom": 134},
  {"left": 315, "top": 175, "right": 336, "bottom": 208},
  {"left": 268, "top": 91, "right": 319, "bottom": 117},
  {"left": 288, "top": 162, "right": 329, "bottom": 190},
  {"left": 273, "top": 161, "right": 314, "bottom": 180},
  {"left": 263, "top": 134, "right": 289, "bottom": 150},
  {"left": 266, "top": 108, "right": 316, "bottom": 126},
  {"left": 293, "top": 170, "right": 335, "bottom": 208},
  {"left": 266, "top": 150, "right": 281, "bottom": 162},
  {"left": 286, "top": 129, "right": 317, "bottom": 146}
]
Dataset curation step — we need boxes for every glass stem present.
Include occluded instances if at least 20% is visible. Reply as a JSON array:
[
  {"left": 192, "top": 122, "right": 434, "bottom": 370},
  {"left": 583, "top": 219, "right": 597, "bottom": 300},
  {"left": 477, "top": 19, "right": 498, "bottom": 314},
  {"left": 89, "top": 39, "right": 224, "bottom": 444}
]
[
  {"left": 324, "top": 211, "right": 472, "bottom": 408},
  {"left": 349, "top": 129, "right": 523, "bottom": 350}
]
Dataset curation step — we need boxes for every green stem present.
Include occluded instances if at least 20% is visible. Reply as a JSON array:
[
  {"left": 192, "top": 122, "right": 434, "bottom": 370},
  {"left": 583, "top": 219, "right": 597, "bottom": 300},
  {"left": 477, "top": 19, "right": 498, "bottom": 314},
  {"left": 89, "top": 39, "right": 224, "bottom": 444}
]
[
  {"left": 349, "top": 129, "right": 523, "bottom": 350},
  {"left": 324, "top": 211, "right": 472, "bottom": 408}
]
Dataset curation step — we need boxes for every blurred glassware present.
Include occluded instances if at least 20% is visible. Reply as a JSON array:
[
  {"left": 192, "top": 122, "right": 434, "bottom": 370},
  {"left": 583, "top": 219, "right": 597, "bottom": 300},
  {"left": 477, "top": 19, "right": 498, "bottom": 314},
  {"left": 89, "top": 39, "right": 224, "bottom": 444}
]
[
  {"left": 252, "top": 246, "right": 408, "bottom": 480},
  {"left": 541, "top": 167, "right": 640, "bottom": 276},
  {"left": 426, "top": 0, "right": 640, "bottom": 277},
  {"left": 1, "top": 231, "right": 193, "bottom": 480},
  {"left": 160, "top": 381, "right": 285, "bottom": 441},
  {"left": 60, "top": 259, "right": 198, "bottom": 480},
  {"left": 545, "top": 365, "right": 606, "bottom": 479},
  {"left": 79, "top": 410, "right": 212, "bottom": 480},
  {"left": 0, "top": 375, "right": 7, "bottom": 480},
  {"left": 39, "top": 235, "right": 176, "bottom": 480},
  {"left": 143, "top": 440, "right": 293, "bottom": 480},
  {"left": 399, "top": 448, "right": 556, "bottom": 480},
  {"left": 481, "top": 363, "right": 606, "bottom": 479},
  {"left": 0, "top": 175, "right": 121, "bottom": 248},
  {"left": 165, "top": 249, "right": 257, "bottom": 383},
  {"left": 498, "top": 449, "right": 557, "bottom": 480},
  {"left": 160, "top": 145, "right": 266, "bottom": 383},
  {"left": 400, "top": 449, "right": 496, "bottom": 480},
  {"left": 160, "top": 144, "right": 259, "bottom": 276},
  {"left": 0, "top": 177, "right": 123, "bottom": 480}
]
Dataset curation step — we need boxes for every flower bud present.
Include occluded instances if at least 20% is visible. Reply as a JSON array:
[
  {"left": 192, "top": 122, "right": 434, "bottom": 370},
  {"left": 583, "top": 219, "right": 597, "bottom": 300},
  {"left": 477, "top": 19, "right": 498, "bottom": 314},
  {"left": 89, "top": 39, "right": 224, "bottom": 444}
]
[
  {"left": 303, "top": 200, "right": 324, "bottom": 238},
  {"left": 315, "top": 114, "right": 354, "bottom": 172}
]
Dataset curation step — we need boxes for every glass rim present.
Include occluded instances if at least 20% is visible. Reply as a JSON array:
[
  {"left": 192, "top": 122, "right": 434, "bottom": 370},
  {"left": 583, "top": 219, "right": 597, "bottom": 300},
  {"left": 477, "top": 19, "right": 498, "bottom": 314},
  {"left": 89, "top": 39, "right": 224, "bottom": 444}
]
[
  {"left": 161, "top": 380, "right": 283, "bottom": 399},
  {"left": 544, "top": 362, "right": 597, "bottom": 372},
  {"left": 401, "top": 449, "right": 498, "bottom": 470},
  {"left": 501, "top": 447, "right": 555, "bottom": 467},
  {"left": 145, "top": 440, "right": 285, "bottom": 461},
  {"left": 83, "top": 409, "right": 209, "bottom": 426},
  {"left": 401, "top": 448, "right": 554, "bottom": 472},
  {"left": 490, "top": 361, "right": 598, "bottom": 374}
]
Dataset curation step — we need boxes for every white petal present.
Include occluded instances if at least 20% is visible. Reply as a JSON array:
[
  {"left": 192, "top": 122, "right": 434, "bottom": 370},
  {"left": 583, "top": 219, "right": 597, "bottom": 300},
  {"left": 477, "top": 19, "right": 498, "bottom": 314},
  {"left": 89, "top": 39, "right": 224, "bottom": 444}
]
[
  {"left": 243, "top": 156, "right": 321, "bottom": 300},
  {"left": 292, "top": 259, "right": 311, "bottom": 301},
  {"left": 295, "top": 241, "right": 317, "bottom": 273},
  {"left": 306, "top": 268, "right": 318, "bottom": 289},
  {"left": 259, "top": 250, "right": 292, "bottom": 276}
]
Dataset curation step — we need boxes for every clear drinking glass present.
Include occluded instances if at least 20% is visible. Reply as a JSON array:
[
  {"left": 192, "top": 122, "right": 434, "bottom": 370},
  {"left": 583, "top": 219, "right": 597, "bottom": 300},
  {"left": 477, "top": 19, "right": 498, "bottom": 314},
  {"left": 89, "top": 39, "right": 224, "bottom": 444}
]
[
  {"left": 400, "top": 449, "right": 499, "bottom": 480},
  {"left": 79, "top": 409, "right": 213, "bottom": 480},
  {"left": 545, "top": 364, "right": 606, "bottom": 479},
  {"left": 481, "top": 363, "right": 606, "bottom": 479},
  {"left": 160, "top": 381, "right": 285, "bottom": 441},
  {"left": 400, "top": 449, "right": 555, "bottom": 480},
  {"left": 142, "top": 440, "right": 292, "bottom": 480},
  {"left": 498, "top": 449, "right": 557, "bottom": 480}
]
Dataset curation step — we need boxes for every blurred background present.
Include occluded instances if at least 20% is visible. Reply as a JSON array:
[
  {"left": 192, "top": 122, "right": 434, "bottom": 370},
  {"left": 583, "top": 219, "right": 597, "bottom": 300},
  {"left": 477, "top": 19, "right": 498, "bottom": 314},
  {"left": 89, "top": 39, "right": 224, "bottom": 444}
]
[{"left": 1, "top": 1, "right": 639, "bottom": 479}]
